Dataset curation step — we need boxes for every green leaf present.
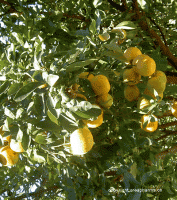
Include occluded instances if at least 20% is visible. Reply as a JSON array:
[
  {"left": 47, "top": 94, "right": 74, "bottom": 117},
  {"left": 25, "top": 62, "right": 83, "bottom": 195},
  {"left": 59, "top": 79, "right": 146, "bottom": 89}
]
[
  {"left": 104, "top": 43, "right": 123, "bottom": 54},
  {"left": 33, "top": 149, "right": 46, "bottom": 163},
  {"left": 8, "top": 83, "right": 22, "bottom": 95},
  {"left": 46, "top": 74, "right": 59, "bottom": 87},
  {"left": 115, "top": 21, "right": 137, "bottom": 29},
  {"left": 102, "top": 51, "right": 127, "bottom": 62},
  {"left": 35, "top": 133, "right": 47, "bottom": 144},
  {"left": 4, "top": 107, "right": 16, "bottom": 119},
  {"left": 0, "top": 81, "right": 10, "bottom": 95},
  {"left": 47, "top": 110, "right": 59, "bottom": 125},
  {"left": 65, "top": 59, "right": 98, "bottom": 72},
  {"left": 89, "top": 19, "right": 96, "bottom": 34},
  {"left": 72, "top": 104, "right": 101, "bottom": 119},
  {"left": 14, "top": 82, "right": 42, "bottom": 102}
]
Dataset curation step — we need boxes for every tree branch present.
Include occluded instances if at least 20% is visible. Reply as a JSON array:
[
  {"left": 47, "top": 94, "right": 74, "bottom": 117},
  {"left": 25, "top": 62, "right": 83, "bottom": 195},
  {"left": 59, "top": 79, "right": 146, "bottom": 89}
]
[
  {"left": 108, "top": 0, "right": 177, "bottom": 69},
  {"left": 155, "top": 130, "right": 177, "bottom": 141}
]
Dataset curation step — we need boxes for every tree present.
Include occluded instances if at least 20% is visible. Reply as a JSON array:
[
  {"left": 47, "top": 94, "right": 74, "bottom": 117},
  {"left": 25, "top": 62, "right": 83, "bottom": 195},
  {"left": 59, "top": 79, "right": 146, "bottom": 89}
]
[{"left": 0, "top": 0, "right": 177, "bottom": 199}]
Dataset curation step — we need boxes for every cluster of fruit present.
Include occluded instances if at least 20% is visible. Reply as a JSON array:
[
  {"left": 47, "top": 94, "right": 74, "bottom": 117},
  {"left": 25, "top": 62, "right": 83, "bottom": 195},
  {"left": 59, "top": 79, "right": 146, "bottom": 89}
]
[
  {"left": 0, "top": 127, "right": 24, "bottom": 166},
  {"left": 122, "top": 47, "right": 167, "bottom": 132},
  {"left": 66, "top": 72, "right": 113, "bottom": 155}
]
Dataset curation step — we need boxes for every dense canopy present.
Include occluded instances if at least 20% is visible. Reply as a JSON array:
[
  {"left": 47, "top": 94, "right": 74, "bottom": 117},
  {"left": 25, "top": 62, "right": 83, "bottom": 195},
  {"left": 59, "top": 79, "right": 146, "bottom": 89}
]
[{"left": 0, "top": 0, "right": 177, "bottom": 199}]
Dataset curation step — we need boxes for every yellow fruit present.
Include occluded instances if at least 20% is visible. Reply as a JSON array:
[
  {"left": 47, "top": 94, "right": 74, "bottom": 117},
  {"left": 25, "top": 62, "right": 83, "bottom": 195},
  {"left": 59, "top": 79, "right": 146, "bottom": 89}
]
[
  {"left": 171, "top": 102, "right": 177, "bottom": 118},
  {"left": 79, "top": 72, "right": 94, "bottom": 81},
  {"left": 124, "top": 47, "right": 142, "bottom": 62},
  {"left": 140, "top": 114, "right": 158, "bottom": 132},
  {"left": 70, "top": 126, "right": 94, "bottom": 155},
  {"left": 124, "top": 85, "right": 140, "bottom": 102},
  {"left": 98, "top": 33, "right": 110, "bottom": 41},
  {"left": 0, "top": 146, "right": 19, "bottom": 166},
  {"left": 83, "top": 105, "right": 103, "bottom": 128},
  {"left": 137, "top": 97, "right": 151, "bottom": 110},
  {"left": 96, "top": 94, "right": 113, "bottom": 109},
  {"left": 123, "top": 68, "right": 141, "bottom": 85},
  {"left": 134, "top": 55, "right": 156, "bottom": 76},
  {"left": 147, "top": 77, "right": 166, "bottom": 93},
  {"left": 132, "top": 54, "right": 147, "bottom": 66},
  {"left": 144, "top": 88, "right": 163, "bottom": 102},
  {"left": 152, "top": 70, "right": 167, "bottom": 83},
  {"left": 90, "top": 75, "right": 110, "bottom": 96}
]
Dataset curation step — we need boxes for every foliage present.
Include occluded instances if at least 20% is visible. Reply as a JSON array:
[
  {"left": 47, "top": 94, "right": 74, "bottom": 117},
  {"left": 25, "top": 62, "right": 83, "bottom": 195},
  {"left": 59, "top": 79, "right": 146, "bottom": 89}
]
[{"left": 0, "top": 0, "right": 177, "bottom": 199}]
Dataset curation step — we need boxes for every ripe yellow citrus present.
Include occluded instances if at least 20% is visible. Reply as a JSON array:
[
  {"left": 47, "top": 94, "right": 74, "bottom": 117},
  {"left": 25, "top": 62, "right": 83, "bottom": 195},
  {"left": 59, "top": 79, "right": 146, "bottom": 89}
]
[
  {"left": 83, "top": 105, "right": 103, "bottom": 128},
  {"left": 0, "top": 146, "right": 19, "bottom": 166},
  {"left": 132, "top": 54, "right": 147, "bottom": 66},
  {"left": 134, "top": 55, "right": 156, "bottom": 76},
  {"left": 144, "top": 88, "right": 163, "bottom": 101},
  {"left": 124, "top": 85, "right": 140, "bottom": 102},
  {"left": 98, "top": 33, "right": 110, "bottom": 41},
  {"left": 137, "top": 97, "right": 151, "bottom": 110},
  {"left": 123, "top": 68, "right": 141, "bottom": 85},
  {"left": 78, "top": 72, "right": 94, "bottom": 81},
  {"left": 70, "top": 126, "right": 94, "bottom": 155},
  {"left": 171, "top": 101, "right": 177, "bottom": 118},
  {"left": 90, "top": 75, "right": 110, "bottom": 96},
  {"left": 124, "top": 47, "right": 142, "bottom": 62},
  {"left": 147, "top": 77, "right": 166, "bottom": 94},
  {"left": 96, "top": 93, "right": 113, "bottom": 109},
  {"left": 140, "top": 114, "right": 158, "bottom": 132},
  {"left": 152, "top": 70, "right": 167, "bottom": 83}
]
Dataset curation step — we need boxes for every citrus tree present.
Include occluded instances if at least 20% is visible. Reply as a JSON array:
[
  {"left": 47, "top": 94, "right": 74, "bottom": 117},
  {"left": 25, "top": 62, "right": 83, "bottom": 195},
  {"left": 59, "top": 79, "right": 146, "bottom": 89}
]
[{"left": 0, "top": 0, "right": 177, "bottom": 199}]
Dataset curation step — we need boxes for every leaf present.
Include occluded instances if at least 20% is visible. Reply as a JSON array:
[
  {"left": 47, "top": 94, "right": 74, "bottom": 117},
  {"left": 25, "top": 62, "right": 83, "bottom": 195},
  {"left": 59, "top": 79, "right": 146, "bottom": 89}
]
[
  {"left": 72, "top": 104, "right": 101, "bottom": 119},
  {"left": 114, "top": 21, "right": 137, "bottom": 29},
  {"left": 89, "top": 19, "right": 96, "bottom": 34},
  {"left": 102, "top": 51, "right": 127, "bottom": 62},
  {"left": 104, "top": 43, "right": 123, "bottom": 54},
  {"left": 33, "top": 149, "right": 46, "bottom": 163},
  {"left": 65, "top": 59, "right": 98, "bottom": 72},
  {"left": 93, "top": 0, "right": 102, "bottom": 8},
  {"left": 46, "top": 74, "right": 59, "bottom": 87},
  {"left": 4, "top": 107, "right": 16, "bottom": 119},
  {"left": 0, "top": 81, "right": 10, "bottom": 95},
  {"left": 35, "top": 133, "right": 47, "bottom": 144},
  {"left": 16, "top": 108, "right": 24, "bottom": 119},
  {"left": 8, "top": 83, "right": 22, "bottom": 95},
  {"left": 14, "top": 82, "right": 42, "bottom": 102}
]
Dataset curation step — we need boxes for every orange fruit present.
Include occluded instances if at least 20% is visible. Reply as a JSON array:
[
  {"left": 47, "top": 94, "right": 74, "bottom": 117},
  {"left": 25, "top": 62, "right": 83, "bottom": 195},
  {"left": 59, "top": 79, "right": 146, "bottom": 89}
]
[
  {"left": 90, "top": 75, "right": 110, "bottom": 96},
  {"left": 134, "top": 55, "right": 156, "bottom": 76},
  {"left": 83, "top": 105, "right": 103, "bottom": 128},
  {"left": 70, "top": 126, "right": 94, "bottom": 155},
  {"left": 124, "top": 47, "right": 142, "bottom": 62},
  {"left": 147, "top": 77, "right": 166, "bottom": 94},
  {"left": 96, "top": 93, "right": 113, "bottom": 109},
  {"left": 151, "top": 70, "right": 167, "bottom": 83},
  {"left": 171, "top": 101, "right": 177, "bottom": 118},
  {"left": 140, "top": 114, "right": 158, "bottom": 132},
  {"left": 123, "top": 68, "right": 141, "bottom": 85},
  {"left": 124, "top": 85, "right": 140, "bottom": 102},
  {"left": 0, "top": 146, "right": 19, "bottom": 166}
]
